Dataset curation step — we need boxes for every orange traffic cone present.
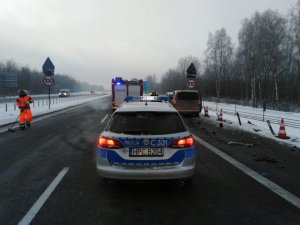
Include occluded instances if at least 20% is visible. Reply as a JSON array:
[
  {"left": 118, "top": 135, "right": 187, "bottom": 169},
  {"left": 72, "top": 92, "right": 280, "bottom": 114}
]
[
  {"left": 218, "top": 109, "right": 223, "bottom": 121},
  {"left": 204, "top": 106, "right": 210, "bottom": 117},
  {"left": 277, "top": 118, "right": 290, "bottom": 139}
]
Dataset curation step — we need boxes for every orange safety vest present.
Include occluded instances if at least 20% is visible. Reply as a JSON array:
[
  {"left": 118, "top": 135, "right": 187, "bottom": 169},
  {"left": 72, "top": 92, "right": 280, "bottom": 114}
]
[{"left": 16, "top": 95, "right": 33, "bottom": 109}]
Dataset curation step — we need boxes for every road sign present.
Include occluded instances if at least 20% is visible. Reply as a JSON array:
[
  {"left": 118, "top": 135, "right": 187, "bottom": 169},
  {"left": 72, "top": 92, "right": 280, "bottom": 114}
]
[
  {"left": 187, "top": 79, "right": 195, "bottom": 88},
  {"left": 143, "top": 80, "right": 149, "bottom": 92},
  {"left": 0, "top": 71, "right": 17, "bottom": 88},
  {"left": 43, "top": 75, "right": 55, "bottom": 86},
  {"left": 186, "top": 63, "right": 197, "bottom": 78},
  {"left": 42, "top": 57, "right": 55, "bottom": 76}
]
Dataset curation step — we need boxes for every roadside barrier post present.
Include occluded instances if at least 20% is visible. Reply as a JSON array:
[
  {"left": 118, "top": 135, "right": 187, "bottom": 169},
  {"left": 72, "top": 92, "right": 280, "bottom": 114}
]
[
  {"left": 218, "top": 109, "right": 223, "bottom": 127},
  {"left": 266, "top": 120, "right": 275, "bottom": 136},
  {"left": 237, "top": 112, "right": 242, "bottom": 125}
]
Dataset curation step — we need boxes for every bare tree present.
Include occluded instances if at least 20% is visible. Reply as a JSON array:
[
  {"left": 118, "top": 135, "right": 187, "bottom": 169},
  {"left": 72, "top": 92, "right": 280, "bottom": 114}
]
[
  {"left": 238, "top": 10, "right": 286, "bottom": 108},
  {"left": 160, "top": 69, "right": 182, "bottom": 93},
  {"left": 287, "top": 0, "right": 300, "bottom": 103},
  {"left": 204, "top": 28, "right": 233, "bottom": 101}
]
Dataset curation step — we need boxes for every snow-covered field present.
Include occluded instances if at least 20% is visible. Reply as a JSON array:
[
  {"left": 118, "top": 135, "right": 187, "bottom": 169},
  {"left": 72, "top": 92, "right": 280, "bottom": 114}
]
[
  {"left": 0, "top": 94, "right": 299, "bottom": 149},
  {"left": 202, "top": 101, "right": 300, "bottom": 149}
]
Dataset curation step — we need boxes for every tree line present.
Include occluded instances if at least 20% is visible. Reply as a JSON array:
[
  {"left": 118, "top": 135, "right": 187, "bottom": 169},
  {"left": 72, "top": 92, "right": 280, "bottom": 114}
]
[
  {"left": 149, "top": 1, "right": 300, "bottom": 111},
  {"left": 0, "top": 60, "right": 104, "bottom": 96}
]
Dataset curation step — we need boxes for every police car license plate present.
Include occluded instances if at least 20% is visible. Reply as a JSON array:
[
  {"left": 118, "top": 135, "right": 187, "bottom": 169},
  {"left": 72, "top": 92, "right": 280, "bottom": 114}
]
[{"left": 129, "top": 148, "right": 164, "bottom": 157}]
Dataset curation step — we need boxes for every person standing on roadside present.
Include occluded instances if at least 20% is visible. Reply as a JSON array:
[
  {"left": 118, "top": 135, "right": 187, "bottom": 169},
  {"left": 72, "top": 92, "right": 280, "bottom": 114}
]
[{"left": 16, "top": 90, "right": 34, "bottom": 130}]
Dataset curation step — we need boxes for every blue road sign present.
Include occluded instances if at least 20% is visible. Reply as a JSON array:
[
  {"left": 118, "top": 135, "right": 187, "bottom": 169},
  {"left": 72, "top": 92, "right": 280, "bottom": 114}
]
[
  {"left": 42, "top": 57, "right": 55, "bottom": 76},
  {"left": 143, "top": 80, "right": 149, "bottom": 92},
  {"left": 186, "top": 63, "right": 197, "bottom": 78}
]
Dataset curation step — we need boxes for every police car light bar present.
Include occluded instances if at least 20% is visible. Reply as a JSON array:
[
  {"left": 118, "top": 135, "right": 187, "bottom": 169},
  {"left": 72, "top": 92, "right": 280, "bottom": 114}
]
[{"left": 124, "top": 96, "right": 169, "bottom": 102}]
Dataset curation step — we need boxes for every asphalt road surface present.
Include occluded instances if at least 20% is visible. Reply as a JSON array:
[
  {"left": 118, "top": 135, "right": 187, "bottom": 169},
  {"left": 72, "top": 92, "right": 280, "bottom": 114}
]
[{"left": 0, "top": 96, "right": 299, "bottom": 225}]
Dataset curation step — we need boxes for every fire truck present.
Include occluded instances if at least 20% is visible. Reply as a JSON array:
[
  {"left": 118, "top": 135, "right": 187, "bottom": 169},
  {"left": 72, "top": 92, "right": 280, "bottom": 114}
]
[{"left": 111, "top": 77, "right": 143, "bottom": 109}]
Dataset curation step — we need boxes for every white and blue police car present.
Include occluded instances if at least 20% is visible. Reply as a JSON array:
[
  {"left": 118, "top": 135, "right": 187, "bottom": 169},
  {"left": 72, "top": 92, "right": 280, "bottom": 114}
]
[{"left": 96, "top": 96, "right": 196, "bottom": 183}]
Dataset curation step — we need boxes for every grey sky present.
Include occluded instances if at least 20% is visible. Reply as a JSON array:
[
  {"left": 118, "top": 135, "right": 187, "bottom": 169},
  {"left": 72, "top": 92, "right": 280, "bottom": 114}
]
[{"left": 0, "top": 0, "right": 296, "bottom": 89}]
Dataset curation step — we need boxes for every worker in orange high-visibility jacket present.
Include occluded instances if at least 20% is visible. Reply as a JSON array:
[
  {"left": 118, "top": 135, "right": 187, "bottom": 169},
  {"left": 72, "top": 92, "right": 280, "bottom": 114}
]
[{"left": 16, "top": 90, "right": 34, "bottom": 130}]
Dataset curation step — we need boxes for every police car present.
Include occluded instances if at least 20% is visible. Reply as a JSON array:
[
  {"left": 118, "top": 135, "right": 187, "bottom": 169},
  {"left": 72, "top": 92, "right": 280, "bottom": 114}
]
[{"left": 96, "top": 96, "right": 196, "bottom": 183}]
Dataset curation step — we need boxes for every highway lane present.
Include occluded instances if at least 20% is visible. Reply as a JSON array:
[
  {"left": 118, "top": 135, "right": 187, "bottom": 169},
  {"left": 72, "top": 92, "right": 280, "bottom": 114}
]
[
  {"left": 0, "top": 96, "right": 299, "bottom": 225},
  {"left": 0, "top": 96, "right": 111, "bottom": 225}
]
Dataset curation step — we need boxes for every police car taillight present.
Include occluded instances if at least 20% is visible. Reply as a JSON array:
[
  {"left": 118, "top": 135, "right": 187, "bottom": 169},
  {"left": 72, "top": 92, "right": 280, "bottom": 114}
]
[
  {"left": 169, "top": 135, "right": 194, "bottom": 148},
  {"left": 98, "top": 137, "right": 123, "bottom": 148}
]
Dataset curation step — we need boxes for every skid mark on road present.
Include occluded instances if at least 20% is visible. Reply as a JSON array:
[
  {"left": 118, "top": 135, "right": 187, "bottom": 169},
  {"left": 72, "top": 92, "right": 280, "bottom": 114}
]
[
  {"left": 17, "top": 167, "right": 70, "bottom": 225},
  {"left": 193, "top": 134, "right": 300, "bottom": 209}
]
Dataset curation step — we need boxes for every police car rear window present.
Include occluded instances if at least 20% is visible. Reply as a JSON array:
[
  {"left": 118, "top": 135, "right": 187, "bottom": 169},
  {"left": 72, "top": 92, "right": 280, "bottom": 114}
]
[
  {"left": 177, "top": 92, "right": 198, "bottom": 100},
  {"left": 108, "top": 112, "right": 186, "bottom": 135}
]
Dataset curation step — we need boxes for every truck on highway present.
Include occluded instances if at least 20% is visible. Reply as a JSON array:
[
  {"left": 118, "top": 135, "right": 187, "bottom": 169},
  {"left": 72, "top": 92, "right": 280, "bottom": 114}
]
[{"left": 111, "top": 77, "right": 143, "bottom": 109}]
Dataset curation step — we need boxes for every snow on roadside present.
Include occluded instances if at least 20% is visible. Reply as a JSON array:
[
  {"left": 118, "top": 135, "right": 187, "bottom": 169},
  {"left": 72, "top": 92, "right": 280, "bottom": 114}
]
[
  {"left": 0, "top": 94, "right": 110, "bottom": 126},
  {"left": 202, "top": 101, "right": 300, "bottom": 149}
]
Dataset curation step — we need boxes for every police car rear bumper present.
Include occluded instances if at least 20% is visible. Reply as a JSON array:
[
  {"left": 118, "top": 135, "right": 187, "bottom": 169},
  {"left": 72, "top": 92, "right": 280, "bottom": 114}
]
[{"left": 96, "top": 157, "right": 196, "bottom": 180}]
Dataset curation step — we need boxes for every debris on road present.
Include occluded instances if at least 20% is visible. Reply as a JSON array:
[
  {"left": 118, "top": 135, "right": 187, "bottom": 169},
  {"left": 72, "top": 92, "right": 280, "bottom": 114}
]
[
  {"left": 227, "top": 141, "right": 254, "bottom": 147},
  {"left": 226, "top": 120, "right": 233, "bottom": 124},
  {"left": 248, "top": 121, "right": 257, "bottom": 126},
  {"left": 253, "top": 156, "right": 278, "bottom": 163}
]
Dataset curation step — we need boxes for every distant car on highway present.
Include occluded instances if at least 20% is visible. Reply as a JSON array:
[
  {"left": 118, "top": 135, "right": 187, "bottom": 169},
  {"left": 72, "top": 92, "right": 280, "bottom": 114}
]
[
  {"left": 171, "top": 90, "right": 202, "bottom": 116},
  {"left": 58, "top": 89, "right": 70, "bottom": 97},
  {"left": 96, "top": 96, "right": 196, "bottom": 184}
]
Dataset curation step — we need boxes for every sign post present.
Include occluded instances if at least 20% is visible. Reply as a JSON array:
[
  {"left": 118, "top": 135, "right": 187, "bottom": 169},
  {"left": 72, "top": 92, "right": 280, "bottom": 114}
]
[
  {"left": 42, "top": 57, "right": 55, "bottom": 110},
  {"left": 263, "top": 101, "right": 267, "bottom": 122}
]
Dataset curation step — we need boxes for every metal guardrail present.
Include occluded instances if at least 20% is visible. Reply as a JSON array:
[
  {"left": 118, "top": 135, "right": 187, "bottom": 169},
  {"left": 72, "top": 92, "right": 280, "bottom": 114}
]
[
  {"left": 206, "top": 106, "right": 300, "bottom": 129},
  {"left": 0, "top": 94, "right": 105, "bottom": 113}
]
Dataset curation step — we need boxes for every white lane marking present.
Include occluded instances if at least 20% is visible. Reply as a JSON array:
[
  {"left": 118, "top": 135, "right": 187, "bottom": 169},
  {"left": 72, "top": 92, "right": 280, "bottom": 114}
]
[
  {"left": 101, "top": 114, "right": 108, "bottom": 123},
  {"left": 17, "top": 167, "right": 70, "bottom": 225},
  {"left": 193, "top": 135, "right": 300, "bottom": 209}
]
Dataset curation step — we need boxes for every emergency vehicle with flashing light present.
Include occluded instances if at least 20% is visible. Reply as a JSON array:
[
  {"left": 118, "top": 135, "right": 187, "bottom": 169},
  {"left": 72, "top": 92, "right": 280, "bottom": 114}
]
[
  {"left": 111, "top": 77, "right": 143, "bottom": 109},
  {"left": 96, "top": 96, "right": 197, "bottom": 183}
]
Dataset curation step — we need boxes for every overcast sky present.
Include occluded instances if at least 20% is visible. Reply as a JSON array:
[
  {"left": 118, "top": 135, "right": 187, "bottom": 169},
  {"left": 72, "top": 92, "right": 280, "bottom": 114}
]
[{"left": 0, "top": 0, "right": 297, "bottom": 89}]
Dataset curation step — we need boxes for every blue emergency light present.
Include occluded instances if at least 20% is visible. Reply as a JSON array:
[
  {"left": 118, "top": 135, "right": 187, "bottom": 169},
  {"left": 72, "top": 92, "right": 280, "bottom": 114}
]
[
  {"left": 114, "top": 77, "right": 123, "bottom": 85},
  {"left": 124, "top": 96, "right": 140, "bottom": 102},
  {"left": 124, "top": 96, "right": 169, "bottom": 102}
]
